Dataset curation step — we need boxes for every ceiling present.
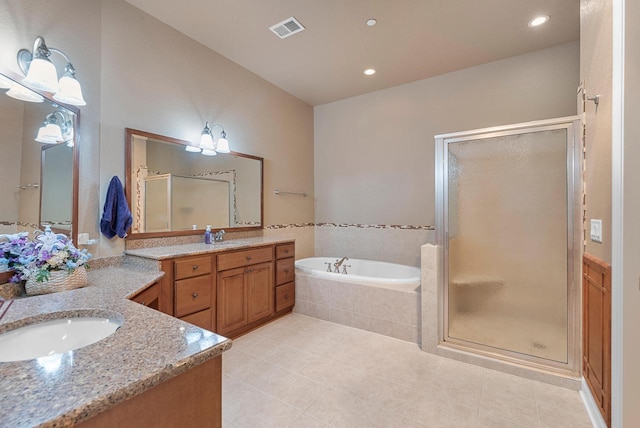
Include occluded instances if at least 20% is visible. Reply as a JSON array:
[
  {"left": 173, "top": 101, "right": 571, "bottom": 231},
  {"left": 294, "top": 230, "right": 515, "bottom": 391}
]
[{"left": 123, "top": 0, "right": 579, "bottom": 106}]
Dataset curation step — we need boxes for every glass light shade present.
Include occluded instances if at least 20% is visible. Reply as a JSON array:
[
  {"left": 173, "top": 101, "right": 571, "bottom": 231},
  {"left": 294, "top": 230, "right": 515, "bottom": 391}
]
[
  {"left": 6, "top": 85, "right": 44, "bottom": 103},
  {"left": 23, "top": 57, "right": 59, "bottom": 93},
  {"left": 199, "top": 133, "right": 215, "bottom": 151},
  {"left": 185, "top": 145, "right": 202, "bottom": 153},
  {"left": 216, "top": 137, "right": 230, "bottom": 153},
  {"left": 35, "top": 123, "right": 63, "bottom": 144},
  {"left": 201, "top": 149, "right": 218, "bottom": 156},
  {"left": 53, "top": 74, "right": 86, "bottom": 106}
]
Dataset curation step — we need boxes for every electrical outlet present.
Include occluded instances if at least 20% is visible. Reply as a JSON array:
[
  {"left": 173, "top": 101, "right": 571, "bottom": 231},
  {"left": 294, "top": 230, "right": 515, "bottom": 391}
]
[{"left": 590, "top": 219, "right": 603, "bottom": 243}]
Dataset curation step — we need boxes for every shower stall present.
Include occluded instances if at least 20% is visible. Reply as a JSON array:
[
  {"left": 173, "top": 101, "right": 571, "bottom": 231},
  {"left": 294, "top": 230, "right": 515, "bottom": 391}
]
[{"left": 434, "top": 116, "right": 581, "bottom": 374}]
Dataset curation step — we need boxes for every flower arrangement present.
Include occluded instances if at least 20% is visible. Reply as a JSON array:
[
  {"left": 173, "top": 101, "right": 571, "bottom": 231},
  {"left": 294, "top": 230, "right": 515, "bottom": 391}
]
[{"left": 0, "top": 228, "right": 91, "bottom": 284}]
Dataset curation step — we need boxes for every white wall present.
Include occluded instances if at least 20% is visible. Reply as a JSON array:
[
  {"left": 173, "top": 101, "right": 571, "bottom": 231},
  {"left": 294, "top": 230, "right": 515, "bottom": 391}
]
[
  {"left": 0, "top": 0, "right": 315, "bottom": 258},
  {"left": 314, "top": 42, "right": 579, "bottom": 227}
]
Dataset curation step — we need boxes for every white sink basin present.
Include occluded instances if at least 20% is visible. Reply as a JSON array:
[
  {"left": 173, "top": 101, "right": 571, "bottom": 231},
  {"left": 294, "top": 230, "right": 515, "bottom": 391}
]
[{"left": 0, "top": 317, "right": 121, "bottom": 362}]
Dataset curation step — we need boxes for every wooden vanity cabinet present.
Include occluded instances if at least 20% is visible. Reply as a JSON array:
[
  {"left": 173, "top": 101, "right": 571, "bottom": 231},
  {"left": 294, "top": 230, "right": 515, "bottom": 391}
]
[
  {"left": 217, "top": 247, "right": 274, "bottom": 336},
  {"left": 275, "top": 243, "right": 295, "bottom": 314},
  {"left": 156, "top": 241, "right": 295, "bottom": 337},
  {"left": 159, "top": 254, "right": 215, "bottom": 331},
  {"left": 129, "top": 282, "right": 160, "bottom": 310}
]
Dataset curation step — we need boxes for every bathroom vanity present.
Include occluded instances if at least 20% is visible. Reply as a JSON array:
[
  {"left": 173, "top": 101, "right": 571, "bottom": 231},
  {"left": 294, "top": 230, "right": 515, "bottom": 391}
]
[
  {"left": 0, "top": 266, "right": 231, "bottom": 427},
  {"left": 125, "top": 237, "right": 296, "bottom": 338}
]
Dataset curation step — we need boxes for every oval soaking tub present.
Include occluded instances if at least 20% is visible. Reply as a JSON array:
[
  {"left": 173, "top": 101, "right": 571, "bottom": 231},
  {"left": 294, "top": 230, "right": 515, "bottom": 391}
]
[{"left": 294, "top": 257, "right": 421, "bottom": 343}]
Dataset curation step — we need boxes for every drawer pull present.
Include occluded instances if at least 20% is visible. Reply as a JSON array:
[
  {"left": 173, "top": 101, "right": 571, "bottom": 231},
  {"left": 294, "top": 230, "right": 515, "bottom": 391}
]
[
  {"left": 245, "top": 268, "right": 249, "bottom": 273},
  {"left": 140, "top": 301, "right": 146, "bottom": 306},
  {"left": 246, "top": 255, "right": 252, "bottom": 261},
  {"left": 192, "top": 265, "right": 199, "bottom": 270},
  {"left": 284, "top": 269, "right": 290, "bottom": 273},
  {"left": 284, "top": 249, "right": 289, "bottom": 254},
  {"left": 192, "top": 292, "right": 199, "bottom": 298},
  {"left": 284, "top": 294, "right": 289, "bottom": 300}
]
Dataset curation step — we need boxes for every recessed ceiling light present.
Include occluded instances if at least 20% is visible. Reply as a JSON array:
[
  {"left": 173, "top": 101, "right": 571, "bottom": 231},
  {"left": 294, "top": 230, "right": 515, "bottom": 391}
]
[
  {"left": 528, "top": 15, "right": 550, "bottom": 27},
  {"left": 364, "top": 69, "right": 376, "bottom": 76},
  {"left": 366, "top": 19, "right": 377, "bottom": 27}
]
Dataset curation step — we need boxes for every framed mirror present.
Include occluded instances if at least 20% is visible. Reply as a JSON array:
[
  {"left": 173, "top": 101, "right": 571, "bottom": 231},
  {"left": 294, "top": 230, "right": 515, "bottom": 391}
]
[
  {"left": 0, "top": 71, "right": 79, "bottom": 240},
  {"left": 125, "top": 128, "right": 263, "bottom": 238}
]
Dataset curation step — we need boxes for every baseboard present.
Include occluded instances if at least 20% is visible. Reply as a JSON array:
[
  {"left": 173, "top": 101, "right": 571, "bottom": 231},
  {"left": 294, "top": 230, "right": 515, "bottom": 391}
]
[{"left": 581, "top": 377, "right": 607, "bottom": 428}]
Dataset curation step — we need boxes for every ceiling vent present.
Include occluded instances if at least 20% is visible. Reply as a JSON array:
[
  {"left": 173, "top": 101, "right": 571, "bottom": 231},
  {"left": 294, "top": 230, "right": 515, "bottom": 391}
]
[{"left": 269, "top": 17, "right": 305, "bottom": 39}]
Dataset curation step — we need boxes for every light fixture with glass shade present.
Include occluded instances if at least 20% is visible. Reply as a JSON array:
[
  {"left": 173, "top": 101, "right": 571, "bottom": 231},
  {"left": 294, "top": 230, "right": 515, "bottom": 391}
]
[
  {"left": 16, "top": 36, "right": 86, "bottom": 106},
  {"left": 35, "top": 110, "right": 73, "bottom": 145},
  {"left": 186, "top": 122, "right": 231, "bottom": 156},
  {"left": 6, "top": 84, "right": 44, "bottom": 103}
]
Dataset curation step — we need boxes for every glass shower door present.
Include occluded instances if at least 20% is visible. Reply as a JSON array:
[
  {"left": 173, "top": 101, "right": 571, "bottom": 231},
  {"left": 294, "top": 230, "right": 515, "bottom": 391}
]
[{"left": 445, "top": 127, "right": 571, "bottom": 364}]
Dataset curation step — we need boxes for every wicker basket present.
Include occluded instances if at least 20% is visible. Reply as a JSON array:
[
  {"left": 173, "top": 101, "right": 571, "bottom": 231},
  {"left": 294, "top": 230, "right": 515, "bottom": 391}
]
[{"left": 25, "top": 265, "right": 88, "bottom": 296}]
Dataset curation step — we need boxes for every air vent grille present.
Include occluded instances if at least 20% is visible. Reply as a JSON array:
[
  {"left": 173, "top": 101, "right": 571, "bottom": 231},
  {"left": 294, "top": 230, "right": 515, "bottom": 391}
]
[{"left": 269, "top": 17, "right": 305, "bottom": 39}]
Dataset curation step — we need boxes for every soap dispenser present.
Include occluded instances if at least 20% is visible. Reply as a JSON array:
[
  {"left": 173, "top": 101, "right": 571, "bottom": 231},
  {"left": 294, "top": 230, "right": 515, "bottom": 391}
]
[{"left": 204, "top": 225, "right": 212, "bottom": 244}]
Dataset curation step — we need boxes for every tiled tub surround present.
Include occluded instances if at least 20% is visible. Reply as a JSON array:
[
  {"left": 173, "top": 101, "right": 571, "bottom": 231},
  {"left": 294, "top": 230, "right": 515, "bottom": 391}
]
[
  {"left": 314, "top": 223, "right": 435, "bottom": 268},
  {"left": 294, "top": 268, "right": 421, "bottom": 343},
  {"left": 0, "top": 266, "right": 232, "bottom": 427}
]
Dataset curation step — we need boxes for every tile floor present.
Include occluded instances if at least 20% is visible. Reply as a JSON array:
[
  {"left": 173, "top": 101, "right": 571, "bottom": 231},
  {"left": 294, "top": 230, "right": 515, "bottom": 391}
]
[{"left": 222, "top": 314, "right": 593, "bottom": 428}]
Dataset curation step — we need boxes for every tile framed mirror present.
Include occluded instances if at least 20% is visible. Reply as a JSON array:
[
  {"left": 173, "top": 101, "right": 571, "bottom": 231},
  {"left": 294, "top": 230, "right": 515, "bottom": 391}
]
[{"left": 125, "top": 128, "right": 263, "bottom": 238}]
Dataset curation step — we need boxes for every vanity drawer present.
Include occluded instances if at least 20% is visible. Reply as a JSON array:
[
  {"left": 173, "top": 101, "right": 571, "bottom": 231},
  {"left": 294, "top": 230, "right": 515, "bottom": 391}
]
[
  {"left": 130, "top": 282, "right": 160, "bottom": 310},
  {"left": 180, "top": 308, "right": 212, "bottom": 331},
  {"left": 275, "top": 282, "right": 295, "bottom": 312},
  {"left": 174, "top": 256, "right": 212, "bottom": 280},
  {"left": 217, "top": 246, "right": 273, "bottom": 271},
  {"left": 276, "top": 243, "right": 295, "bottom": 260},
  {"left": 276, "top": 257, "right": 295, "bottom": 285},
  {"left": 175, "top": 276, "right": 211, "bottom": 317}
]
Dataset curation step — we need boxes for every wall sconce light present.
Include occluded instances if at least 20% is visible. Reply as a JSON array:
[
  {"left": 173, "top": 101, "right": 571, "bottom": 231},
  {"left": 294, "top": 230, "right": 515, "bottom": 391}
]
[
  {"left": 16, "top": 36, "right": 86, "bottom": 106},
  {"left": 35, "top": 110, "right": 73, "bottom": 146},
  {"left": 186, "top": 122, "right": 231, "bottom": 155}
]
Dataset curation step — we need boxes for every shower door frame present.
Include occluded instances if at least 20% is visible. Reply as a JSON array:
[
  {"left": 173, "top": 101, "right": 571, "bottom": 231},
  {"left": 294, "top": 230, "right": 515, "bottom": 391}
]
[{"left": 435, "top": 116, "right": 582, "bottom": 375}]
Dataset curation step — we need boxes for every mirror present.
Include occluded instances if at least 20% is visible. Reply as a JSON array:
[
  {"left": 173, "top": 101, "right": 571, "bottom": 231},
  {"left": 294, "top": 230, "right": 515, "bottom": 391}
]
[
  {"left": 125, "top": 129, "right": 263, "bottom": 238},
  {"left": 0, "top": 72, "right": 78, "bottom": 240}
]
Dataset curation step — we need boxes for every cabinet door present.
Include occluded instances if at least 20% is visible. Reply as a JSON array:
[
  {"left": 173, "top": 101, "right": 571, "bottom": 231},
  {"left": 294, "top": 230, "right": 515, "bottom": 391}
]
[
  {"left": 217, "top": 267, "right": 247, "bottom": 335},
  {"left": 247, "top": 262, "right": 274, "bottom": 324}
]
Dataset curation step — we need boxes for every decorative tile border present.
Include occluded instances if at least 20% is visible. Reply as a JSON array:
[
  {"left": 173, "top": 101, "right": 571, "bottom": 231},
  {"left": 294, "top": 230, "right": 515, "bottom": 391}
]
[
  {"left": 265, "top": 223, "right": 434, "bottom": 230},
  {"left": 316, "top": 223, "right": 435, "bottom": 230}
]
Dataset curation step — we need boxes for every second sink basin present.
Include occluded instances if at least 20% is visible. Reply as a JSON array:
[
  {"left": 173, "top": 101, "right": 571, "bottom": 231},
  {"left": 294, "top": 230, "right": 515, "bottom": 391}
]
[{"left": 0, "top": 316, "right": 121, "bottom": 362}]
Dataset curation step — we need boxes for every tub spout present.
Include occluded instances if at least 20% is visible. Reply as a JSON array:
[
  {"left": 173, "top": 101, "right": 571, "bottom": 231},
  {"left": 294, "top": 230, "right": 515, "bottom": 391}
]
[{"left": 334, "top": 257, "right": 349, "bottom": 273}]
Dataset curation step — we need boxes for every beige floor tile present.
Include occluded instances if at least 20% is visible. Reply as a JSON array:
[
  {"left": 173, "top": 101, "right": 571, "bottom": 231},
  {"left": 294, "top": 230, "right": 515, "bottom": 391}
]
[
  {"left": 477, "top": 413, "right": 530, "bottom": 428},
  {"left": 537, "top": 402, "right": 593, "bottom": 428},
  {"left": 483, "top": 369, "right": 535, "bottom": 400},
  {"left": 234, "top": 358, "right": 295, "bottom": 395},
  {"left": 479, "top": 386, "right": 539, "bottom": 427},
  {"left": 222, "top": 350, "right": 262, "bottom": 379},
  {"left": 288, "top": 413, "right": 331, "bottom": 428},
  {"left": 222, "top": 378, "right": 270, "bottom": 422},
  {"left": 259, "top": 344, "right": 321, "bottom": 373},
  {"left": 533, "top": 380, "right": 585, "bottom": 409},
  {"left": 271, "top": 373, "right": 329, "bottom": 410},
  {"left": 297, "top": 358, "right": 352, "bottom": 389},
  {"left": 233, "top": 391, "right": 302, "bottom": 428},
  {"left": 304, "top": 388, "right": 426, "bottom": 428}
]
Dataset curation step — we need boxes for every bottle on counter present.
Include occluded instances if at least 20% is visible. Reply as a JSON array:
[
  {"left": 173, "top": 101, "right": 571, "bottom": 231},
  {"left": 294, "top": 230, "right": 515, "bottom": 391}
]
[{"left": 204, "top": 225, "right": 212, "bottom": 244}]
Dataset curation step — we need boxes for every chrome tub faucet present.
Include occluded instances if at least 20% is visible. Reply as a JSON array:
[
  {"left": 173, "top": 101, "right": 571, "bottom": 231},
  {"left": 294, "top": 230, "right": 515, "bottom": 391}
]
[{"left": 333, "top": 257, "right": 349, "bottom": 273}]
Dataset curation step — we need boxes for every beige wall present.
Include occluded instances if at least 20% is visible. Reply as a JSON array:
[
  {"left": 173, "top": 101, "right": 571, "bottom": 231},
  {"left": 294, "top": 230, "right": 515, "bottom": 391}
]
[
  {"left": 622, "top": 0, "right": 640, "bottom": 424},
  {"left": 314, "top": 42, "right": 579, "bottom": 226},
  {"left": 581, "top": 0, "right": 613, "bottom": 263},
  {"left": 0, "top": 96, "right": 23, "bottom": 226},
  {"left": 0, "top": 0, "right": 314, "bottom": 257}
]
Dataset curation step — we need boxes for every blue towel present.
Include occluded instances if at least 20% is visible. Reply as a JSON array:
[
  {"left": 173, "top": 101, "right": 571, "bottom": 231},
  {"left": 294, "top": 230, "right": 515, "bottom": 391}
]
[{"left": 101, "top": 176, "right": 132, "bottom": 239}]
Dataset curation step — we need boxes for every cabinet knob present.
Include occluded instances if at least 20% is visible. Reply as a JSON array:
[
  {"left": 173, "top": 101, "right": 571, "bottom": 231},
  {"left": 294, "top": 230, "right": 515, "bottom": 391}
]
[
  {"left": 246, "top": 255, "right": 252, "bottom": 261},
  {"left": 140, "top": 301, "right": 146, "bottom": 306},
  {"left": 244, "top": 268, "right": 250, "bottom": 273},
  {"left": 284, "top": 249, "right": 289, "bottom": 254},
  {"left": 284, "top": 269, "right": 290, "bottom": 273},
  {"left": 192, "top": 292, "right": 199, "bottom": 298},
  {"left": 192, "top": 265, "right": 199, "bottom": 270},
  {"left": 284, "top": 294, "right": 289, "bottom": 300}
]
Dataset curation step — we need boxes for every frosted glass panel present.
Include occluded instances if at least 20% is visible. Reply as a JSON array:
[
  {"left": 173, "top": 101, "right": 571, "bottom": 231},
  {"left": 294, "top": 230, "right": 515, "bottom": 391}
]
[{"left": 447, "top": 129, "right": 568, "bottom": 363}]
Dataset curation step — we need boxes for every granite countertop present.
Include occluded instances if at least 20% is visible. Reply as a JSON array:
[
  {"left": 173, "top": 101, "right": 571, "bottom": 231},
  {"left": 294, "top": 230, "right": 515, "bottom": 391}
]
[
  {"left": 0, "top": 266, "right": 232, "bottom": 428},
  {"left": 125, "top": 236, "right": 294, "bottom": 260}
]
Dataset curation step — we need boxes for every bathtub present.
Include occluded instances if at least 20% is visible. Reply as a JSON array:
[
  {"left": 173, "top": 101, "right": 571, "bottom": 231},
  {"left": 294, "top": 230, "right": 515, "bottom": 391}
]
[
  {"left": 294, "top": 257, "right": 421, "bottom": 343},
  {"left": 294, "top": 257, "right": 420, "bottom": 291}
]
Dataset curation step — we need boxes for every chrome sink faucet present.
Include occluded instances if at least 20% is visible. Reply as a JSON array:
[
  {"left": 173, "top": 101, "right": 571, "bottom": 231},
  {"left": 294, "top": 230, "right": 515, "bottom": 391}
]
[
  {"left": 333, "top": 257, "right": 349, "bottom": 273},
  {"left": 213, "top": 229, "right": 225, "bottom": 242}
]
